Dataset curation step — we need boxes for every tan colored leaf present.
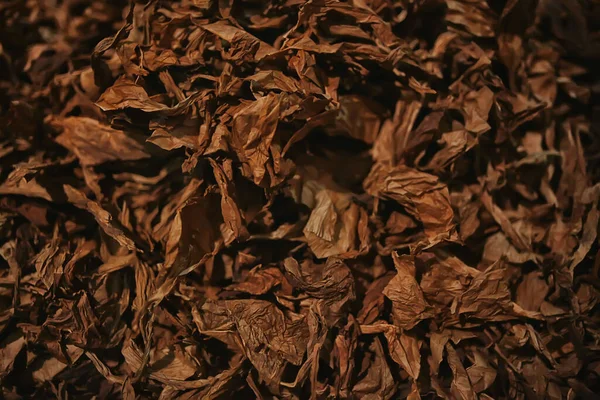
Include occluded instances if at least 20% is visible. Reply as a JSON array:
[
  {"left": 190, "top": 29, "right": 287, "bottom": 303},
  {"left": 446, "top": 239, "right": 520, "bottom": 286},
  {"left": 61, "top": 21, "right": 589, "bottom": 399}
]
[
  {"left": 52, "top": 116, "right": 149, "bottom": 166},
  {"left": 64, "top": 185, "right": 137, "bottom": 251},
  {"left": 383, "top": 253, "right": 432, "bottom": 329},
  {"left": 364, "top": 163, "right": 457, "bottom": 249}
]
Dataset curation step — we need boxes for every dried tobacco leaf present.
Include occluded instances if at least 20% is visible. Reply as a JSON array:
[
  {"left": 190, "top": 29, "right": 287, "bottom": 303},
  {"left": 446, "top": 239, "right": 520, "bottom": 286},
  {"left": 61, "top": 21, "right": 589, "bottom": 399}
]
[
  {"left": 51, "top": 116, "right": 150, "bottom": 166},
  {"left": 383, "top": 253, "right": 433, "bottom": 329},
  {"left": 365, "top": 163, "right": 458, "bottom": 250},
  {"left": 2, "top": 0, "right": 600, "bottom": 398},
  {"left": 300, "top": 180, "right": 370, "bottom": 258}
]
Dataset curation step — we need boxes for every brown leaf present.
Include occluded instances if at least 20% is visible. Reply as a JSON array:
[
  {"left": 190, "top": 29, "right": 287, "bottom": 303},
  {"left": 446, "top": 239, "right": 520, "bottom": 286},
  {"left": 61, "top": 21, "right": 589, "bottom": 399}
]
[
  {"left": 335, "top": 95, "right": 383, "bottom": 144},
  {"left": 0, "top": 176, "right": 53, "bottom": 201},
  {"left": 352, "top": 338, "right": 397, "bottom": 399},
  {"left": 301, "top": 180, "right": 369, "bottom": 258},
  {"left": 226, "top": 265, "right": 287, "bottom": 296},
  {"left": 365, "top": 163, "right": 457, "bottom": 249},
  {"left": 446, "top": 343, "right": 477, "bottom": 400},
  {"left": 357, "top": 272, "right": 395, "bottom": 325},
  {"left": 149, "top": 193, "right": 224, "bottom": 306},
  {"left": 63, "top": 185, "right": 137, "bottom": 251},
  {"left": 516, "top": 271, "right": 549, "bottom": 312},
  {"left": 466, "top": 350, "right": 496, "bottom": 393},
  {"left": 480, "top": 190, "right": 531, "bottom": 252},
  {"left": 384, "top": 327, "right": 421, "bottom": 381},
  {"left": 0, "top": 331, "right": 25, "bottom": 377},
  {"left": 372, "top": 101, "right": 422, "bottom": 166},
  {"left": 283, "top": 257, "right": 356, "bottom": 326},
  {"left": 201, "top": 21, "right": 276, "bottom": 61},
  {"left": 51, "top": 117, "right": 149, "bottom": 166},
  {"left": 209, "top": 159, "right": 249, "bottom": 245},
  {"left": 231, "top": 93, "right": 282, "bottom": 186},
  {"left": 383, "top": 253, "right": 433, "bottom": 329},
  {"left": 200, "top": 299, "right": 308, "bottom": 385},
  {"left": 96, "top": 77, "right": 202, "bottom": 115},
  {"left": 4, "top": 0, "right": 600, "bottom": 397},
  {"left": 446, "top": 0, "right": 497, "bottom": 37}
]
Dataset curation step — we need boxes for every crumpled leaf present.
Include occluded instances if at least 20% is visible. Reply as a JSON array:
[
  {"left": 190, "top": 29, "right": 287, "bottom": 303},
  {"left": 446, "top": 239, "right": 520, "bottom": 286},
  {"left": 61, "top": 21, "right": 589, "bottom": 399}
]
[
  {"left": 0, "top": 331, "right": 25, "bottom": 378},
  {"left": 3, "top": 0, "right": 600, "bottom": 398},
  {"left": 231, "top": 93, "right": 284, "bottom": 186},
  {"left": 209, "top": 159, "right": 249, "bottom": 245},
  {"left": 446, "top": 343, "right": 477, "bottom": 400},
  {"left": 149, "top": 192, "right": 224, "bottom": 306},
  {"left": 466, "top": 350, "right": 497, "bottom": 393},
  {"left": 226, "top": 265, "right": 288, "bottom": 296},
  {"left": 198, "top": 299, "right": 308, "bottom": 386},
  {"left": 365, "top": 163, "right": 457, "bottom": 249},
  {"left": 372, "top": 100, "right": 422, "bottom": 166},
  {"left": 51, "top": 116, "right": 149, "bottom": 166},
  {"left": 446, "top": 0, "right": 497, "bottom": 38},
  {"left": 383, "top": 253, "right": 433, "bottom": 329},
  {"left": 352, "top": 338, "right": 397, "bottom": 399},
  {"left": 63, "top": 185, "right": 137, "bottom": 251},
  {"left": 385, "top": 328, "right": 422, "bottom": 381},
  {"left": 200, "top": 21, "right": 276, "bottom": 61},
  {"left": 301, "top": 180, "right": 370, "bottom": 258},
  {"left": 283, "top": 257, "right": 356, "bottom": 326}
]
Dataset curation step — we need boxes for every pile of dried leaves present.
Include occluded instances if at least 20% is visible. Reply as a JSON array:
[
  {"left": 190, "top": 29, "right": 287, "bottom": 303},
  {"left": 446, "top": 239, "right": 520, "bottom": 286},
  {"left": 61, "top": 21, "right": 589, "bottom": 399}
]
[{"left": 1, "top": 0, "right": 600, "bottom": 398}]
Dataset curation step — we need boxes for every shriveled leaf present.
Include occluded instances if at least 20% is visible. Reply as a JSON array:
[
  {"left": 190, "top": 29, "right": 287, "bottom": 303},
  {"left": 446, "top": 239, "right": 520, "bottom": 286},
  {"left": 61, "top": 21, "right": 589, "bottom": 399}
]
[
  {"left": 51, "top": 116, "right": 149, "bottom": 166},
  {"left": 64, "top": 185, "right": 137, "bottom": 251},
  {"left": 383, "top": 253, "right": 433, "bottom": 329},
  {"left": 364, "top": 163, "right": 457, "bottom": 249}
]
